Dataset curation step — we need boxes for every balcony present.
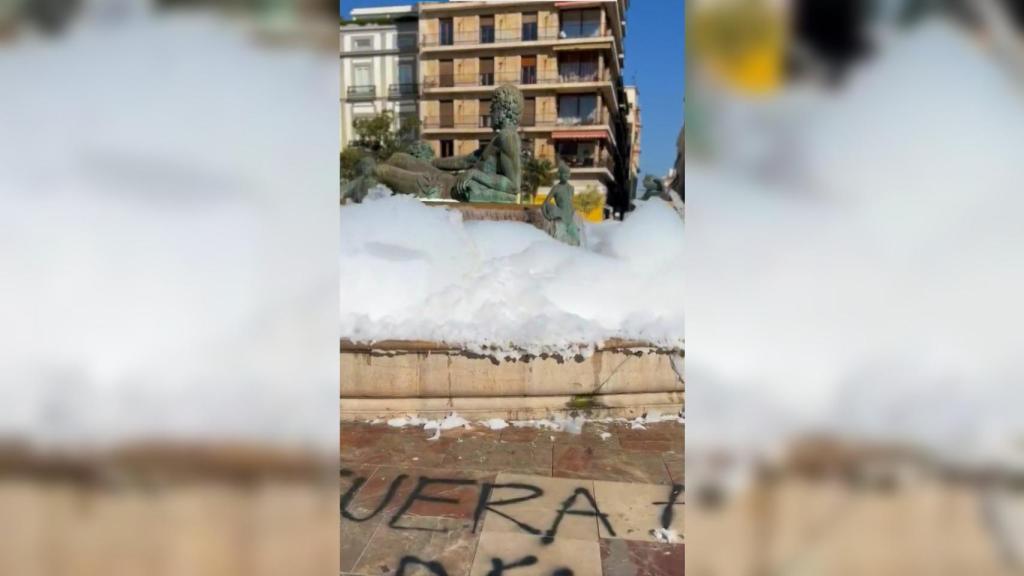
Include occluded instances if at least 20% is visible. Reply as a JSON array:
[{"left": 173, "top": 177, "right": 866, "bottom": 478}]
[
  {"left": 559, "top": 153, "right": 615, "bottom": 171},
  {"left": 422, "top": 70, "right": 603, "bottom": 89},
  {"left": 421, "top": 114, "right": 609, "bottom": 132},
  {"left": 346, "top": 85, "right": 376, "bottom": 101},
  {"left": 422, "top": 26, "right": 562, "bottom": 47},
  {"left": 555, "top": 114, "right": 603, "bottom": 127},
  {"left": 388, "top": 83, "right": 418, "bottom": 99},
  {"left": 423, "top": 115, "right": 506, "bottom": 129}
]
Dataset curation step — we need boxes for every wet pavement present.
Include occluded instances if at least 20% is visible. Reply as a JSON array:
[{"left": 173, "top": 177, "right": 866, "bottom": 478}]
[{"left": 341, "top": 420, "right": 685, "bottom": 575}]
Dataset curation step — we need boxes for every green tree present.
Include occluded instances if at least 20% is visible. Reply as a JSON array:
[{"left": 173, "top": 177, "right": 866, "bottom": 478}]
[
  {"left": 352, "top": 111, "right": 421, "bottom": 161},
  {"left": 520, "top": 157, "right": 555, "bottom": 201},
  {"left": 340, "top": 146, "right": 365, "bottom": 182},
  {"left": 573, "top": 185, "right": 604, "bottom": 216}
]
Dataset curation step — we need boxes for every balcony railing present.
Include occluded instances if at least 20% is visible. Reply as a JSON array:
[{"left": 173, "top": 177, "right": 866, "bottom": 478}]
[
  {"left": 421, "top": 114, "right": 607, "bottom": 129},
  {"left": 346, "top": 85, "right": 376, "bottom": 100},
  {"left": 422, "top": 116, "right": 491, "bottom": 129},
  {"left": 422, "top": 71, "right": 603, "bottom": 89},
  {"left": 388, "top": 83, "right": 418, "bottom": 99},
  {"left": 422, "top": 26, "right": 563, "bottom": 47},
  {"left": 558, "top": 154, "right": 615, "bottom": 170},
  {"left": 555, "top": 115, "right": 603, "bottom": 126}
]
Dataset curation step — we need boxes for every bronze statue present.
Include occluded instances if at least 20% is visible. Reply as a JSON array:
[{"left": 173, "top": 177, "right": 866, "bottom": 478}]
[
  {"left": 373, "top": 84, "right": 523, "bottom": 203},
  {"left": 340, "top": 156, "right": 378, "bottom": 204},
  {"left": 541, "top": 161, "right": 580, "bottom": 246},
  {"left": 641, "top": 174, "right": 669, "bottom": 201}
]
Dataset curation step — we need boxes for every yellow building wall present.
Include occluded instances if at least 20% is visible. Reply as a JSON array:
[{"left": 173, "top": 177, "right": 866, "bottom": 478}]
[
  {"left": 456, "top": 98, "right": 478, "bottom": 122},
  {"left": 421, "top": 17, "right": 438, "bottom": 37},
  {"left": 454, "top": 15, "right": 479, "bottom": 40},
  {"left": 538, "top": 9, "right": 558, "bottom": 33},
  {"left": 536, "top": 137, "right": 555, "bottom": 162},
  {"left": 536, "top": 95, "right": 557, "bottom": 124},
  {"left": 495, "top": 12, "right": 521, "bottom": 35},
  {"left": 456, "top": 139, "right": 478, "bottom": 155},
  {"left": 496, "top": 55, "right": 520, "bottom": 83},
  {"left": 421, "top": 100, "right": 439, "bottom": 124},
  {"left": 455, "top": 57, "right": 478, "bottom": 83},
  {"left": 421, "top": 59, "right": 438, "bottom": 80}
]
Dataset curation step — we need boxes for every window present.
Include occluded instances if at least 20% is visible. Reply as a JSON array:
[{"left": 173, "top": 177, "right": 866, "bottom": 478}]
[
  {"left": 440, "top": 139, "right": 454, "bottom": 157},
  {"left": 440, "top": 100, "right": 454, "bottom": 128},
  {"left": 522, "top": 12, "right": 538, "bottom": 41},
  {"left": 396, "top": 33, "right": 416, "bottom": 50},
  {"left": 522, "top": 97, "right": 536, "bottom": 127},
  {"left": 521, "top": 55, "right": 537, "bottom": 85},
  {"left": 556, "top": 140, "right": 598, "bottom": 167},
  {"left": 480, "top": 15, "right": 495, "bottom": 44},
  {"left": 558, "top": 94, "right": 598, "bottom": 125},
  {"left": 479, "top": 99, "right": 491, "bottom": 128},
  {"left": 560, "top": 9, "right": 601, "bottom": 38},
  {"left": 353, "top": 62, "right": 373, "bottom": 86},
  {"left": 439, "top": 59, "right": 454, "bottom": 87},
  {"left": 559, "top": 53, "right": 599, "bottom": 81},
  {"left": 480, "top": 58, "right": 494, "bottom": 86},
  {"left": 397, "top": 61, "right": 415, "bottom": 86},
  {"left": 439, "top": 18, "right": 454, "bottom": 46},
  {"left": 352, "top": 37, "right": 373, "bottom": 51}
]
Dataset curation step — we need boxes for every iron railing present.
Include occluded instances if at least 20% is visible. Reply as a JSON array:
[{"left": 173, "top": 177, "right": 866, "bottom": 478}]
[
  {"left": 422, "top": 70, "right": 603, "bottom": 89},
  {"left": 421, "top": 25, "right": 565, "bottom": 47},
  {"left": 558, "top": 153, "right": 615, "bottom": 170},
  {"left": 421, "top": 114, "right": 606, "bottom": 129},
  {"left": 388, "top": 83, "right": 418, "bottom": 99},
  {"left": 346, "top": 85, "right": 376, "bottom": 100}
]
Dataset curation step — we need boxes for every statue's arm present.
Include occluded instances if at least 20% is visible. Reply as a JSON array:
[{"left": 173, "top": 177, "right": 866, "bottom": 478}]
[{"left": 431, "top": 150, "right": 480, "bottom": 171}]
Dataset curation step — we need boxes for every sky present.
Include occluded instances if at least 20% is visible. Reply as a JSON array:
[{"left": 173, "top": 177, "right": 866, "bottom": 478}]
[{"left": 340, "top": 0, "right": 686, "bottom": 179}]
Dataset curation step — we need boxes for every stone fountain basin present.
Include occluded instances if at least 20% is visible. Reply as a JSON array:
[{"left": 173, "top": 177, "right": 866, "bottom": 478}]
[{"left": 339, "top": 339, "right": 684, "bottom": 421}]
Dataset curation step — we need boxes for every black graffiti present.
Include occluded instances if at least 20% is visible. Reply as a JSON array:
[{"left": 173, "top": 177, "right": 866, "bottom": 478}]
[
  {"left": 341, "top": 471, "right": 632, "bottom": 549},
  {"left": 395, "top": 555, "right": 449, "bottom": 576},
  {"left": 485, "top": 554, "right": 537, "bottom": 574},
  {"left": 541, "top": 487, "right": 615, "bottom": 544},
  {"left": 472, "top": 482, "right": 545, "bottom": 535},
  {"left": 653, "top": 483, "right": 684, "bottom": 529},
  {"left": 389, "top": 476, "right": 477, "bottom": 532},
  {"left": 340, "top": 472, "right": 408, "bottom": 522}
]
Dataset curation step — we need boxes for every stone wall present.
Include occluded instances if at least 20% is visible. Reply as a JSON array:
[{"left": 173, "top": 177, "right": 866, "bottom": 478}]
[{"left": 340, "top": 340, "right": 685, "bottom": 420}]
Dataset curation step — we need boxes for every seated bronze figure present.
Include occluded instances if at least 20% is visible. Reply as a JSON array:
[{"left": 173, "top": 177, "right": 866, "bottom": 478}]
[{"left": 374, "top": 84, "right": 524, "bottom": 203}]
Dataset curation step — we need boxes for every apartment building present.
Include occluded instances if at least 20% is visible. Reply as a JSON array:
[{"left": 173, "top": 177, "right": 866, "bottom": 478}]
[
  {"left": 340, "top": 6, "right": 420, "bottom": 148},
  {"left": 415, "top": 0, "right": 634, "bottom": 214}
]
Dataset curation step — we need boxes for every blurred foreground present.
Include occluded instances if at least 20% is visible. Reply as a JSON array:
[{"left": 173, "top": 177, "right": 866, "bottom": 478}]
[
  {"left": 688, "top": 0, "right": 1024, "bottom": 573},
  {"left": 1, "top": 2, "right": 339, "bottom": 574}
]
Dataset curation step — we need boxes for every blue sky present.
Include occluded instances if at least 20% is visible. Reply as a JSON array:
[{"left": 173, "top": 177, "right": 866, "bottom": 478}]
[{"left": 341, "top": 0, "right": 685, "bottom": 178}]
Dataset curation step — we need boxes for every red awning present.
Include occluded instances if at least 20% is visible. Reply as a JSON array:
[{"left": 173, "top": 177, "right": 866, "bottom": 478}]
[{"left": 551, "top": 130, "right": 608, "bottom": 140}]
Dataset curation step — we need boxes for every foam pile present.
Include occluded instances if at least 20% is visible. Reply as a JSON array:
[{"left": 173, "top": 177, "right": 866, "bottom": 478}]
[{"left": 339, "top": 193, "right": 684, "bottom": 355}]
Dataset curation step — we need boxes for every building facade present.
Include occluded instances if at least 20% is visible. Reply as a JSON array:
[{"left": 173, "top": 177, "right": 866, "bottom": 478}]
[
  {"left": 340, "top": 6, "right": 420, "bottom": 148},
  {"left": 415, "top": 0, "right": 633, "bottom": 214}
]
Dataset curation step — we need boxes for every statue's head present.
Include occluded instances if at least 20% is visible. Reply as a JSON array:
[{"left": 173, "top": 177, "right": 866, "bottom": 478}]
[
  {"left": 408, "top": 140, "right": 435, "bottom": 161},
  {"left": 492, "top": 84, "right": 523, "bottom": 129},
  {"left": 557, "top": 160, "right": 570, "bottom": 183},
  {"left": 356, "top": 155, "right": 376, "bottom": 176}
]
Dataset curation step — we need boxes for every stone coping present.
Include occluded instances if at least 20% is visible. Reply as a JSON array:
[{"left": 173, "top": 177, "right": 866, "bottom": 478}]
[
  {"left": 0, "top": 441, "right": 331, "bottom": 483},
  {"left": 340, "top": 338, "right": 684, "bottom": 355}
]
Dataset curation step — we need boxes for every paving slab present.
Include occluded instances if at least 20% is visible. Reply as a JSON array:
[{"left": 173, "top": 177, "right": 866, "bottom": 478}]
[
  {"left": 600, "top": 539, "right": 685, "bottom": 576},
  {"left": 594, "top": 480, "right": 685, "bottom": 543},
  {"left": 470, "top": 531, "right": 603, "bottom": 576},
  {"left": 482, "top": 473, "right": 601, "bottom": 543}
]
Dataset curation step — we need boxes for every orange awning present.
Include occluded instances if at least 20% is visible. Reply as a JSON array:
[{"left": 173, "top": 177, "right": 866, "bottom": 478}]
[{"left": 551, "top": 130, "right": 608, "bottom": 140}]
